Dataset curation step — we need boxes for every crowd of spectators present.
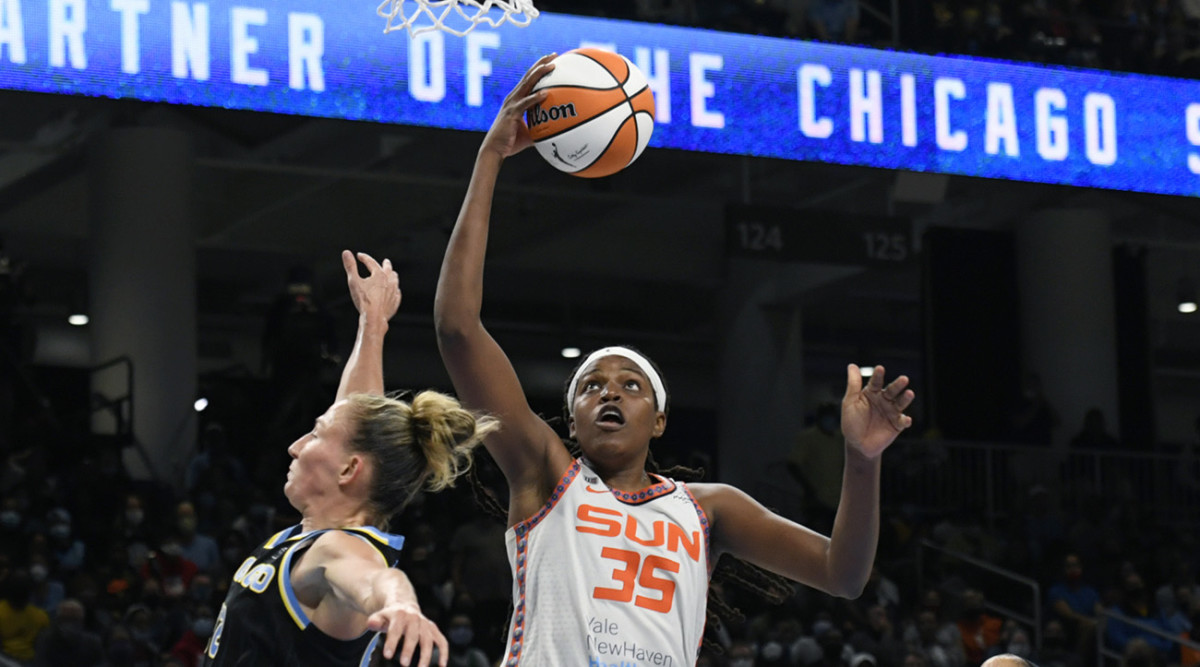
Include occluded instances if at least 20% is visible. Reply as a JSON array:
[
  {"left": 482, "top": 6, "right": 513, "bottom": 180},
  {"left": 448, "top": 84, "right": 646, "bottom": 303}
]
[{"left": 3, "top": 401, "right": 1200, "bottom": 666}]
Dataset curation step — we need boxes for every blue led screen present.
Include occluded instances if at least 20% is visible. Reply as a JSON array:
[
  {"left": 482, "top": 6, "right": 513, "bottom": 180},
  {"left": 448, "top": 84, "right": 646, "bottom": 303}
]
[{"left": 1, "top": 2, "right": 1199, "bottom": 196}]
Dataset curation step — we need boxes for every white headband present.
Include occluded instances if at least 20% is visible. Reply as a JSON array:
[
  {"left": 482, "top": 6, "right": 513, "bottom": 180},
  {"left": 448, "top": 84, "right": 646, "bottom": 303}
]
[{"left": 567, "top": 346, "right": 667, "bottom": 417}]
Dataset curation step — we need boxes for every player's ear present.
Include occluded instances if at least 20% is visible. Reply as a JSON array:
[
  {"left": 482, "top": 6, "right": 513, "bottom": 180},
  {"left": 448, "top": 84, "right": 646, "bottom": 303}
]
[
  {"left": 568, "top": 416, "right": 576, "bottom": 439},
  {"left": 339, "top": 454, "right": 364, "bottom": 487},
  {"left": 652, "top": 411, "right": 666, "bottom": 438}
]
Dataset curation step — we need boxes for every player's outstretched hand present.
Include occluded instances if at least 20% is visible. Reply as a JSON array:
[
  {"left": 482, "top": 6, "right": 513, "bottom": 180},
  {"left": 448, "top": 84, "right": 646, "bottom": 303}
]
[
  {"left": 482, "top": 53, "right": 556, "bottom": 159},
  {"left": 841, "top": 364, "right": 914, "bottom": 459},
  {"left": 343, "top": 250, "right": 401, "bottom": 322},
  {"left": 367, "top": 603, "right": 448, "bottom": 667}
]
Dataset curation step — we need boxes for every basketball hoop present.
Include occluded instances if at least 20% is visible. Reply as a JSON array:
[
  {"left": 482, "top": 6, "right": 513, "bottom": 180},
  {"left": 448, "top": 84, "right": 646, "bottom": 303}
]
[{"left": 377, "top": 0, "right": 539, "bottom": 37}]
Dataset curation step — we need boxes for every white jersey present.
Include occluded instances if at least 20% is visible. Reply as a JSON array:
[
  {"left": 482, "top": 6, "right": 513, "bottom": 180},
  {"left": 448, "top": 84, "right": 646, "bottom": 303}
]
[{"left": 502, "top": 459, "right": 712, "bottom": 667}]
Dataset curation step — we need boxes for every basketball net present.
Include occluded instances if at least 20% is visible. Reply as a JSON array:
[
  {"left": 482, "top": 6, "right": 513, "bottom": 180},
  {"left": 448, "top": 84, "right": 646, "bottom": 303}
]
[{"left": 377, "top": 0, "right": 539, "bottom": 37}]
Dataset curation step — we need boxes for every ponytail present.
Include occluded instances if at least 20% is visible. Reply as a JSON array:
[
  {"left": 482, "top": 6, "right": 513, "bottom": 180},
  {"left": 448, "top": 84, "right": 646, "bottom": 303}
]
[
  {"left": 346, "top": 391, "right": 499, "bottom": 527},
  {"left": 408, "top": 390, "right": 499, "bottom": 492}
]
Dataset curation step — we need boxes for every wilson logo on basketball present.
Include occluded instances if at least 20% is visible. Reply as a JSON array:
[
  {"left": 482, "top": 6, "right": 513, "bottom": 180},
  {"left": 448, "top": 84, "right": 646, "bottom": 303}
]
[{"left": 528, "top": 102, "right": 578, "bottom": 128}]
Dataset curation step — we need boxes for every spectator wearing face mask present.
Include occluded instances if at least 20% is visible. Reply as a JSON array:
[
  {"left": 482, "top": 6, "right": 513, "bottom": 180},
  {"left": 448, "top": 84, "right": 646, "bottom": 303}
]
[
  {"left": 0, "top": 498, "right": 24, "bottom": 563},
  {"left": 113, "top": 494, "right": 150, "bottom": 543},
  {"left": 999, "top": 623, "right": 1033, "bottom": 661},
  {"left": 33, "top": 598, "right": 102, "bottom": 666},
  {"left": 45, "top": 509, "right": 85, "bottom": 574},
  {"left": 445, "top": 613, "right": 490, "bottom": 667},
  {"left": 26, "top": 555, "right": 62, "bottom": 619},
  {"left": 174, "top": 502, "right": 219, "bottom": 574},
  {"left": 169, "top": 604, "right": 215, "bottom": 666}
]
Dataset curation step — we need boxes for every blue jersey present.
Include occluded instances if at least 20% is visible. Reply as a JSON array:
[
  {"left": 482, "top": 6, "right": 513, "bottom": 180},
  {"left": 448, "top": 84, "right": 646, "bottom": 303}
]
[{"left": 203, "top": 524, "right": 405, "bottom": 666}]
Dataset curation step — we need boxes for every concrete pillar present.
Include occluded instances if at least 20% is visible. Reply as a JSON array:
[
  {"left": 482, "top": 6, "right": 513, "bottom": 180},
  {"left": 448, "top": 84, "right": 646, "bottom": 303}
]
[{"left": 89, "top": 128, "right": 196, "bottom": 483}]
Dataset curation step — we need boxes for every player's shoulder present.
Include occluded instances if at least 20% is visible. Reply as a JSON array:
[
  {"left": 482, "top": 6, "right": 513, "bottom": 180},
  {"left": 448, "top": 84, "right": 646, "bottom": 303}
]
[
  {"left": 308, "top": 525, "right": 405, "bottom": 561},
  {"left": 683, "top": 482, "right": 757, "bottom": 519},
  {"left": 684, "top": 481, "right": 739, "bottom": 501}
]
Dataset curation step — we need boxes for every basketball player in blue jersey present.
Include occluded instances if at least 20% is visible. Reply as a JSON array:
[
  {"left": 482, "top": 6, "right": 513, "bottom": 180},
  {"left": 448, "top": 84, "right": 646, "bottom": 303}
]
[
  {"left": 203, "top": 250, "right": 498, "bottom": 667},
  {"left": 434, "top": 55, "right": 915, "bottom": 666}
]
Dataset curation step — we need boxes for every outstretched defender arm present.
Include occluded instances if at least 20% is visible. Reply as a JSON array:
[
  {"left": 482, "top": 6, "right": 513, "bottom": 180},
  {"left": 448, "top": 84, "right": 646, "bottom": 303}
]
[{"left": 335, "top": 250, "right": 400, "bottom": 401}]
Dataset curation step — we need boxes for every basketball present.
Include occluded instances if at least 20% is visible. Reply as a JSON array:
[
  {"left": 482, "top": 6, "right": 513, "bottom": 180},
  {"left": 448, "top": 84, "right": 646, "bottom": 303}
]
[{"left": 526, "top": 48, "right": 655, "bottom": 178}]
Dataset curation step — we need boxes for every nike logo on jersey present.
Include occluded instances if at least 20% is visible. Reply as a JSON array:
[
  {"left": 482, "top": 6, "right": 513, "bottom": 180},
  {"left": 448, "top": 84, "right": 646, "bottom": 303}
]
[{"left": 586, "top": 486, "right": 610, "bottom": 494}]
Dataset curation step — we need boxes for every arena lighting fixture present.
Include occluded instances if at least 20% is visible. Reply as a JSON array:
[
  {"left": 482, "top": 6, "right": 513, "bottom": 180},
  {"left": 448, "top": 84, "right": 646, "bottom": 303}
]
[
  {"left": 67, "top": 314, "right": 88, "bottom": 326},
  {"left": 560, "top": 346, "right": 582, "bottom": 359},
  {"left": 193, "top": 398, "right": 209, "bottom": 412},
  {"left": 1179, "top": 278, "right": 1198, "bottom": 314},
  {"left": 859, "top": 366, "right": 875, "bottom": 377}
]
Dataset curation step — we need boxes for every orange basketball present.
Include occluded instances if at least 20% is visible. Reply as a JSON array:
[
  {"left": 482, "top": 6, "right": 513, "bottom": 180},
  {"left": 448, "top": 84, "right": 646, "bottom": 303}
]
[{"left": 526, "top": 48, "right": 655, "bottom": 178}]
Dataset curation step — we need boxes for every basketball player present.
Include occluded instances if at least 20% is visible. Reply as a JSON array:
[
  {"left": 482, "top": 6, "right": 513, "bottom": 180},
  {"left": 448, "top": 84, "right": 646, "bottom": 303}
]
[
  {"left": 203, "top": 251, "right": 497, "bottom": 667},
  {"left": 433, "top": 56, "right": 914, "bottom": 666}
]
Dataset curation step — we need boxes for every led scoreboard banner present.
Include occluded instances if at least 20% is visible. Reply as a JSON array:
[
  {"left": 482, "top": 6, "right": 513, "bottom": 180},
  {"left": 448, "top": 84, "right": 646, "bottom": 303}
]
[{"left": 1, "top": 2, "right": 1199, "bottom": 196}]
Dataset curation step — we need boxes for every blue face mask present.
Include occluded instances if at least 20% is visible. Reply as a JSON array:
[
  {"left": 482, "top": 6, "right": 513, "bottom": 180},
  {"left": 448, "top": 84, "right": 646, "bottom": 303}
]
[
  {"left": 0, "top": 510, "right": 19, "bottom": 528},
  {"left": 49, "top": 524, "right": 71, "bottom": 541},
  {"left": 449, "top": 627, "right": 473, "bottom": 646}
]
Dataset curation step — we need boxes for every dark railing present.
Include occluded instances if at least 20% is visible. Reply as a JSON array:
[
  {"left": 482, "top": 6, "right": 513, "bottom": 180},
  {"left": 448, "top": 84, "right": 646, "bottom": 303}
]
[
  {"left": 1097, "top": 607, "right": 1200, "bottom": 666},
  {"left": 916, "top": 538, "right": 1044, "bottom": 653},
  {"left": 878, "top": 438, "right": 1200, "bottom": 530},
  {"left": 88, "top": 355, "right": 159, "bottom": 481},
  {"left": 89, "top": 354, "right": 133, "bottom": 438}
]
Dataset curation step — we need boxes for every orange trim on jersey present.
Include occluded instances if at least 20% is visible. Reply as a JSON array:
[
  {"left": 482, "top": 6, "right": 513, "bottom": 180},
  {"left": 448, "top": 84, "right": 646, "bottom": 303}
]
[
  {"left": 505, "top": 459, "right": 581, "bottom": 666},
  {"left": 513, "top": 459, "right": 581, "bottom": 536},
  {"left": 605, "top": 473, "right": 677, "bottom": 505},
  {"left": 680, "top": 484, "right": 714, "bottom": 577}
]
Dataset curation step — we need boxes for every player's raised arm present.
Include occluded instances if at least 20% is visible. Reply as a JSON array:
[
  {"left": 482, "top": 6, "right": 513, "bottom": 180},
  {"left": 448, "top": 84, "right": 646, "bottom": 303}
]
[
  {"left": 336, "top": 250, "right": 401, "bottom": 401},
  {"left": 694, "top": 365, "right": 912, "bottom": 597},
  {"left": 434, "top": 55, "right": 572, "bottom": 510}
]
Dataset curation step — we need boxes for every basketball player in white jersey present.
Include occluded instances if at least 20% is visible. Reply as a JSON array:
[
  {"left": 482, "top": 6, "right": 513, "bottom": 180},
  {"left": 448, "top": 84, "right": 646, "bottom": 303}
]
[{"left": 433, "top": 55, "right": 915, "bottom": 666}]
